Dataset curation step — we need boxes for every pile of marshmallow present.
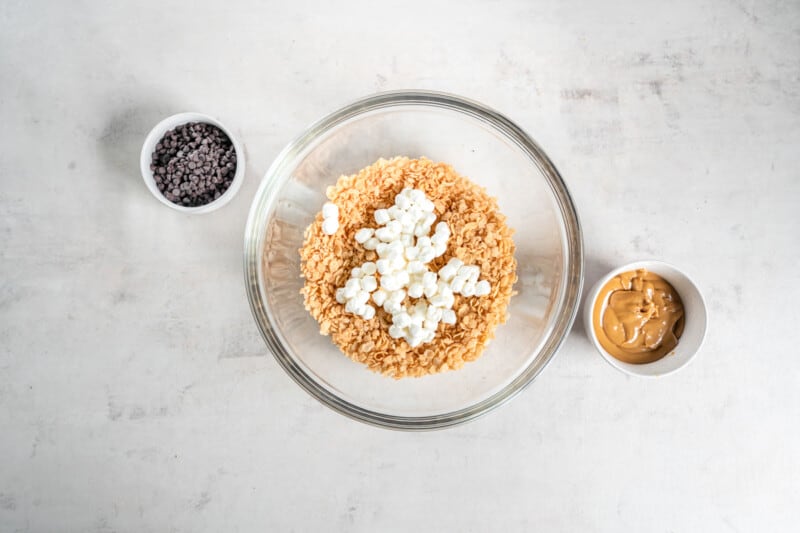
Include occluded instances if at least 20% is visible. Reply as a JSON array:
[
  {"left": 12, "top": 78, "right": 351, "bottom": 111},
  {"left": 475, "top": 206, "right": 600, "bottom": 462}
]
[{"left": 330, "top": 187, "right": 491, "bottom": 348}]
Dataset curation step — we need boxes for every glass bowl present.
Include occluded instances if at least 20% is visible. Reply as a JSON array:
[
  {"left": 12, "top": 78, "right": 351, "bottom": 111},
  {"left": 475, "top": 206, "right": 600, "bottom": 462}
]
[{"left": 244, "top": 91, "right": 583, "bottom": 430}]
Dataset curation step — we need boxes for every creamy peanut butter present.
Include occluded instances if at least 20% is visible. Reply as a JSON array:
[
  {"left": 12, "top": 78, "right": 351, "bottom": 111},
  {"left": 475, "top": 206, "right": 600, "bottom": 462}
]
[{"left": 592, "top": 269, "right": 684, "bottom": 364}]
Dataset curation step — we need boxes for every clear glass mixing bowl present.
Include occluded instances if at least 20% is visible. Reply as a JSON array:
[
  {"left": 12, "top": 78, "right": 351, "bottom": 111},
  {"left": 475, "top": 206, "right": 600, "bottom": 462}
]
[{"left": 244, "top": 91, "right": 583, "bottom": 430}]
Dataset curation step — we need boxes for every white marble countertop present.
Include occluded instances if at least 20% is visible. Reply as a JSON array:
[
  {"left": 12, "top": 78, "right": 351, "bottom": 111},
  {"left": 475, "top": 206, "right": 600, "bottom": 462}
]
[{"left": 1, "top": 1, "right": 798, "bottom": 531}]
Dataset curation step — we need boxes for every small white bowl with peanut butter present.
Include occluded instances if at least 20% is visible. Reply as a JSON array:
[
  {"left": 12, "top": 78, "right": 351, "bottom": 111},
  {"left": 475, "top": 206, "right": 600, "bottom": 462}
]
[{"left": 583, "top": 261, "right": 707, "bottom": 377}]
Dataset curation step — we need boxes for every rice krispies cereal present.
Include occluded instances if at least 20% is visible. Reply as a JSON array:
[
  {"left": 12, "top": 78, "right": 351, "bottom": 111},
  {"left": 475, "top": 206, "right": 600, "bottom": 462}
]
[{"left": 299, "top": 156, "right": 517, "bottom": 378}]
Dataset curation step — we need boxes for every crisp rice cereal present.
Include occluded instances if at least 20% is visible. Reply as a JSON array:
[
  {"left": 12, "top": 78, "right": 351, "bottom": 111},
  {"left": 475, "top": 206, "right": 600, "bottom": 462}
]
[{"left": 299, "top": 157, "right": 517, "bottom": 378}]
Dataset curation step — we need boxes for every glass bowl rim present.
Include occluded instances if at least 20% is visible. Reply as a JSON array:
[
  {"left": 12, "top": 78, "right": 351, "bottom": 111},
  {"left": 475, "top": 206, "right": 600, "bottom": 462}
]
[{"left": 243, "top": 90, "right": 584, "bottom": 430}]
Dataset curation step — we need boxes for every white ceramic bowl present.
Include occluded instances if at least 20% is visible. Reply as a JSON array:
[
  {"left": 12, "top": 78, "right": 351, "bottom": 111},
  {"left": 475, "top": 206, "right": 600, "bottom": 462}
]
[
  {"left": 583, "top": 260, "right": 707, "bottom": 378},
  {"left": 140, "top": 112, "right": 245, "bottom": 213}
]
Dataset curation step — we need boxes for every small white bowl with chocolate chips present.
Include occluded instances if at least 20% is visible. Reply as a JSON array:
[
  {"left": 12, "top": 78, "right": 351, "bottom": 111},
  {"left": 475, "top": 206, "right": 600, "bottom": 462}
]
[{"left": 140, "top": 112, "right": 245, "bottom": 213}]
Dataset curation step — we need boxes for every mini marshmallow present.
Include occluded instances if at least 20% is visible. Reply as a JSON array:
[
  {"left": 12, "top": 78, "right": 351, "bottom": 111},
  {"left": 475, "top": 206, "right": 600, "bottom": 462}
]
[
  {"left": 393, "top": 312, "right": 411, "bottom": 328},
  {"left": 350, "top": 267, "right": 362, "bottom": 279},
  {"left": 361, "top": 262, "right": 377, "bottom": 275},
  {"left": 441, "top": 288, "right": 455, "bottom": 308},
  {"left": 461, "top": 281, "right": 476, "bottom": 297},
  {"left": 395, "top": 270, "right": 410, "bottom": 287},
  {"left": 422, "top": 271, "right": 437, "bottom": 288},
  {"left": 345, "top": 299, "right": 360, "bottom": 314},
  {"left": 384, "top": 300, "right": 402, "bottom": 315},
  {"left": 375, "top": 227, "right": 396, "bottom": 242},
  {"left": 441, "top": 309, "right": 456, "bottom": 325},
  {"left": 361, "top": 276, "right": 378, "bottom": 293},
  {"left": 408, "top": 189, "right": 425, "bottom": 203},
  {"left": 407, "top": 205, "right": 423, "bottom": 219},
  {"left": 475, "top": 280, "right": 491, "bottom": 296},
  {"left": 418, "top": 198, "right": 435, "bottom": 213},
  {"left": 355, "top": 228, "right": 374, "bottom": 243},
  {"left": 450, "top": 276, "right": 467, "bottom": 294},
  {"left": 362, "top": 305, "right": 376, "bottom": 320},
  {"left": 342, "top": 285, "right": 358, "bottom": 300},
  {"left": 387, "top": 240, "right": 404, "bottom": 254},
  {"left": 374, "top": 209, "right": 390, "bottom": 224},
  {"left": 354, "top": 290, "right": 370, "bottom": 305},
  {"left": 376, "top": 259, "right": 391, "bottom": 275},
  {"left": 398, "top": 212, "right": 414, "bottom": 228},
  {"left": 458, "top": 265, "right": 478, "bottom": 280},
  {"left": 437, "top": 264, "right": 458, "bottom": 282},
  {"left": 363, "top": 237, "right": 379, "bottom": 250},
  {"left": 404, "top": 246, "right": 419, "bottom": 261},
  {"left": 389, "top": 256, "right": 406, "bottom": 271},
  {"left": 372, "top": 289, "right": 387, "bottom": 306},
  {"left": 428, "top": 294, "right": 445, "bottom": 308},
  {"left": 431, "top": 232, "right": 447, "bottom": 246},
  {"left": 386, "top": 220, "right": 402, "bottom": 234},
  {"left": 407, "top": 283, "right": 424, "bottom": 299},
  {"left": 322, "top": 202, "right": 338, "bottom": 220},
  {"left": 447, "top": 257, "right": 464, "bottom": 270},
  {"left": 381, "top": 274, "right": 402, "bottom": 291},
  {"left": 426, "top": 306, "right": 443, "bottom": 322},
  {"left": 413, "top": 224, "right": 429, "bottom": 237},
  {"left": 407, "top": 260, "right": 426, "bottom": 274},
  {"left": 389, "top": 289, "right": 406, "bottom": 303},
  {"left": 335, "top": 288, "right": 346, "bottom": 304},
  {"left": 423, "top": 283, "right": 438, "bottom": 299},
  {"left": 450, "top": 275, "right": 467, "bottom": 294},
  {"left": 383, "top": 245, "right": 401, "bottom": 260},
  {"left": 418, "top": 247, "right": 435, "bottom": 264},
  {"left": 321, "top": 217, "right": 338, "bottom": 235}
]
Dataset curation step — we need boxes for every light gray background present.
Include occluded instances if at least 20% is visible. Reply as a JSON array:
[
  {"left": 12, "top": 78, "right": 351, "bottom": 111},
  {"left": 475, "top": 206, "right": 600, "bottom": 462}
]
[{"left": 1, "top": 0, "right": 798, "bottom": 531}]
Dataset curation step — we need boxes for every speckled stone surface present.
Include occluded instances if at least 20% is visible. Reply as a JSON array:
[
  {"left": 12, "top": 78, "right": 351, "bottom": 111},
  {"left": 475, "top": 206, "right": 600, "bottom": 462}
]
[{"left": 1, "top": 1, "right": 798, "bottom": 531}]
